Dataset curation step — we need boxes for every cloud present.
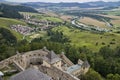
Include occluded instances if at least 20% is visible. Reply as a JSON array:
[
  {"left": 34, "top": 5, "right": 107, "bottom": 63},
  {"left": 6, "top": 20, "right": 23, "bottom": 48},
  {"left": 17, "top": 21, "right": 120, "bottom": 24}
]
[{"left": 7, "top": 0, "right": 120, "bottom": 3}]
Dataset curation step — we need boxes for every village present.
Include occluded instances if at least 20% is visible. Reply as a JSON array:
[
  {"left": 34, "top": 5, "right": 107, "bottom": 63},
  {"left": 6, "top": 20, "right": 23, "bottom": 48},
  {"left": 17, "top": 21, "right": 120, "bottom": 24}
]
[{"left": 10, "top": 14, "right": 63, "bottom": 36}]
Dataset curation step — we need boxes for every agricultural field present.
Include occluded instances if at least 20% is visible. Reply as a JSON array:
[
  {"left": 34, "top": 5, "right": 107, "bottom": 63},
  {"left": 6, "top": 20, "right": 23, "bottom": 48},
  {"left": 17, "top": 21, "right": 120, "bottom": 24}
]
[
  {"left": 79, "top": 17, "right": 107, "bottom": 28},
  {"left": 52, "top": 26, "right": 120, "bottom": 52},
  {"left": 78, "top": 14, "right": 120, "bottom": 31},
  {"left": 60, "top": 15, "right": 73, "bottom": 22},
  {"left": 111, "top": 19, "right": 120, "bottom": 28},
  {"left": 0, "top": 17, "right": 27, "bottom": 40},
  {"left": 99, "top": 14, "right": 120, "bottom": 28},
  {"left": 43, "top": 11, "right": 59, "bottom": 17}
]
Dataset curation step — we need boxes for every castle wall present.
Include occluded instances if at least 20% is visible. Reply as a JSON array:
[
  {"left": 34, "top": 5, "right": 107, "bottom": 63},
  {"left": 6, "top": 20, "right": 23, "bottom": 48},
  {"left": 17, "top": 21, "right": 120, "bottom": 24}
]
[
  {"left": 38, "top": 66, "right": 80, "bottom": 80},
  {"left": 59, "top": 53, "right": 74, "bottom": 67},
  {"left": 0, "top": 49, "right": 89, "bottom": 80},
  {"left": 0, "top": 55, "right": 18, "bottom": 69},
  {"left": 0, "top": 50, "right": 48, "bottom": 70}
]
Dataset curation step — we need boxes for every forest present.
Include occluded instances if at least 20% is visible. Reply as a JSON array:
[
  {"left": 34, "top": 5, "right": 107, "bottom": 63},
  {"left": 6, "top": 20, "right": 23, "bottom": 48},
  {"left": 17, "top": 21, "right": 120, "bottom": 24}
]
[{"left": 0, "top": 4, "right": 37, "bottom": 19}]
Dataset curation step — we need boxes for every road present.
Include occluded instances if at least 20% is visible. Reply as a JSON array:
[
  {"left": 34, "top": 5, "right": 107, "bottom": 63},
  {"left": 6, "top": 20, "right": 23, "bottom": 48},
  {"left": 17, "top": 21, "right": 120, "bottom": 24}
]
[{"left": 71, "top": 18, "right": 109, "bottom": 32}]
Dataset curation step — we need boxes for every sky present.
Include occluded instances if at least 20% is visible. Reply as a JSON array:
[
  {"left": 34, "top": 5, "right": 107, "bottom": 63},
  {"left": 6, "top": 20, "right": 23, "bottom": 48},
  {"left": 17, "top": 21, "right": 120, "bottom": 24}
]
[{"left": 6, "top": 0, "right": 120, "bottom": 3}]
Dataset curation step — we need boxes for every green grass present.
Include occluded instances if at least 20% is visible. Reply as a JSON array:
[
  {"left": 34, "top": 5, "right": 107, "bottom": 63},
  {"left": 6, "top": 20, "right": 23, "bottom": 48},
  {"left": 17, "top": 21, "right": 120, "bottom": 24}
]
[
  {"left": 0, "top": 17, "right": 27, "bottom": 40},
  {"left": 52, "top": 26, "right": 120, "bottom": 52},
  {"left": 27, "top": 31, "right": 47, "bottom": 41}
]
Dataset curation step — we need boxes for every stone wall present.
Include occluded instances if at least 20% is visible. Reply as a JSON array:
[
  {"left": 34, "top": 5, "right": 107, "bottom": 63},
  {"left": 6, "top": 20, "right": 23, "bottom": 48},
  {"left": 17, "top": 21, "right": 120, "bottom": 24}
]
[
  {"left": 0, "top": 55, "right": 18, "bottom": 69},
  {"left": 38, "top": 66, "right": 80, "bottom": 80},
  {"left": 59, "top": 53, "right": 74, "bottom": 67},
  {"left": 0, "top": 49, "right": 89, "bottom": 80},
  {"left": 0, "top": 50, "right": 48, "bottom": 71}
]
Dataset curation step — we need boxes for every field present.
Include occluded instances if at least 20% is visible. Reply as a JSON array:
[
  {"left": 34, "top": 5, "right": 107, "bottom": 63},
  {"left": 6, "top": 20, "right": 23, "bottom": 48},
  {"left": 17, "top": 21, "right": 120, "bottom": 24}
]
[
  {"left": 79, "top": 17, "right": 107, "bottom": 28},
  {"left": 99, "top": 14, "right": 120, "bottom": 28},
  {"left": 52, "top": 26, "right": 120, "bottom": 52},
  {"left": 111, "top": 19, "right": 120, "bottom": 28},
  {"left": 29, "top": 31, "right": 47, "bottom": 40},
  {"left": 60, "top": 15, "right": 73, "bottom": 22},
  {"left": 20, "top": 12, "right": 63, "bottom": 23},
  {"left": 0, "top": 17, "right": 27, "bottom": 40},
  {"left": 33, "top": 15, "right": 63, "bottom": 23},
  {"left": 43, "top": 11, "right": 58, "bottom": 17}
]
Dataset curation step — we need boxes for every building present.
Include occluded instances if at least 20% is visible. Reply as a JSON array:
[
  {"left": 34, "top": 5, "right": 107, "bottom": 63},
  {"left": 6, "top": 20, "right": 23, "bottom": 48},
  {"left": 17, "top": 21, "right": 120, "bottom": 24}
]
[
  {"left": 10, "top": 68, "right": 52, "bottom": 80},
  {"left": 42, "top": 50, "right": 62, "bottom": 70},
  {"left": 0, "top": 47, "right": 90, "bottom": 80}
]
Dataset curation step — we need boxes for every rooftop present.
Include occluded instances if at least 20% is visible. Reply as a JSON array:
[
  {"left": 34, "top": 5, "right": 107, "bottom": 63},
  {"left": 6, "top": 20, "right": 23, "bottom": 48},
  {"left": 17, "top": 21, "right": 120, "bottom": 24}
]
[
  {"left": 67, "top": 64, "right": 82, "bottom": 74},
  {"left": 24, "top": 49, "right": 48, "bottom": 55},
  {"left": 45, "top": 50, "right": 61, "bottom": 64},
  {"left": 10, "top": 68, "right": 52, "bottom": 80}
]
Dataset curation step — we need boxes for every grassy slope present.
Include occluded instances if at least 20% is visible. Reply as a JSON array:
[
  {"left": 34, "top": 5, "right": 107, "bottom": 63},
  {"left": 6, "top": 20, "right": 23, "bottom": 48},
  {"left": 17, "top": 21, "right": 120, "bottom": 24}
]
[
  {"left": 52, "top": 26, "right": 120, "bottom": 52},
  {"left": 0, "top": 17, "right": 27, "bottom": 40}
]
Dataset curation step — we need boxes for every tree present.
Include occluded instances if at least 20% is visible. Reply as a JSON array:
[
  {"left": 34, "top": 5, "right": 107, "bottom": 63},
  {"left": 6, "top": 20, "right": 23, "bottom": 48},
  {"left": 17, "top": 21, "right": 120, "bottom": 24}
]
[
  {"left": 80, "top": 69, "right": 103, "bottom": 80},
  {"left": 99, "top": 46, "right": 114, "bottom": 58},
  {"left": 107, "top": 74, "right": 120, "bottom": 80}
]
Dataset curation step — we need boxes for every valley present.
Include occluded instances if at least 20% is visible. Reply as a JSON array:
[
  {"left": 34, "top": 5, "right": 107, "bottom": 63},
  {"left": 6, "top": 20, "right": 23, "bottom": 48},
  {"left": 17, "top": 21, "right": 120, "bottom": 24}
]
[{"left": 0, "top": 1, "right": 120, "bottom": 80}]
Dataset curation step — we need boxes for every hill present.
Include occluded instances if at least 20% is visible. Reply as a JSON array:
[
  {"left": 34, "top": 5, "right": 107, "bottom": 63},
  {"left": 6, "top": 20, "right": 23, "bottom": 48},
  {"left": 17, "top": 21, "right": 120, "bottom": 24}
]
[
  {"left": 22, "top": 1, "right": 120, "bottom": 9},
  {"left": 0, "top": 17, "right": 27, "bottom": 40},
  {"left": 0, "top": 4, "right": 38, "bottom": 19},
  {"left": 52, "top": 26, "right": 120, "bottom": 52}
]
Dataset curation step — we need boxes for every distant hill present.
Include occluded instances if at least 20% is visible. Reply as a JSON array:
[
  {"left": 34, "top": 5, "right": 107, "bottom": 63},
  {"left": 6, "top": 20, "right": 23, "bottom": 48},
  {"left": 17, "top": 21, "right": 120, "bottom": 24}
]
[
  {"left": 22, "top": 1, "right": 120, "bottom": 8},
  {"left": 0, "top": 4, "right": 38, "bottom": 19}
]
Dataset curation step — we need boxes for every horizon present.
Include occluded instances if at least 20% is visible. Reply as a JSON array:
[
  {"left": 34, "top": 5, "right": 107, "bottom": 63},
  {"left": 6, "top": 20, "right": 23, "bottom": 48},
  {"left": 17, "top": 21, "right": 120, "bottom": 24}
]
[{"left": 6, "top": 0, "right": 120, "bottom": 3}]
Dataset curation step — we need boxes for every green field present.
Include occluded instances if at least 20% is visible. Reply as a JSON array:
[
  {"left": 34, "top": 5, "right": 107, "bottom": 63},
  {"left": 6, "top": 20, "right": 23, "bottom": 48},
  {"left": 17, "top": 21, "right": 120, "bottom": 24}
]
[
  {"left": 0, "top": 17, "right": 27, "bottom": 40},
  {"left": 52, "top": 26, "right": 120, "bottom": 52}
]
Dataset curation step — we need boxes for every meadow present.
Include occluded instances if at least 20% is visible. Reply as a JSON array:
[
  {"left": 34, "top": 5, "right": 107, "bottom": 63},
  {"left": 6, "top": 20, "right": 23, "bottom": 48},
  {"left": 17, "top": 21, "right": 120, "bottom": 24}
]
[{"left": 52, "top": 26, "right": 120, "bottom": 52}]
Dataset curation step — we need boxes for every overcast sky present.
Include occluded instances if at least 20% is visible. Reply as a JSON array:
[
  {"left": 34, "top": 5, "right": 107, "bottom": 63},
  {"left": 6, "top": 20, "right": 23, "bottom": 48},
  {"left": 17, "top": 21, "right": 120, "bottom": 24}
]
[{"left": 6, "top": 0, "right": 120, "bottom": 3}]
